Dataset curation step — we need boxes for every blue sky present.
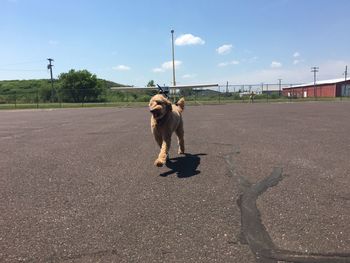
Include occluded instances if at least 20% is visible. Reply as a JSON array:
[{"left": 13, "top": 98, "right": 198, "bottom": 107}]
[{"left": 1, "top": 0, "right": 349, "bottom": 86}]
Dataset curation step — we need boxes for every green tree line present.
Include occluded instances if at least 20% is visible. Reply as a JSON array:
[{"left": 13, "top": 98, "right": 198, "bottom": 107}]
[{"left": 0, "top": 70, "right": 126, "bottom": 103}]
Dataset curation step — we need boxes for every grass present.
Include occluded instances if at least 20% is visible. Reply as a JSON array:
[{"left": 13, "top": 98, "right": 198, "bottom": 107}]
[
  {"left": 1, "top": 97, "right": 349, "bottom": 110},
  {"left": 0, "top": 101, "right": 150, "bottom": 110}
]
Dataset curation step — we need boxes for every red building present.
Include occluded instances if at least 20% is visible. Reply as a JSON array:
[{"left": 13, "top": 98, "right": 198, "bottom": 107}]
[{"left": 282, "top": 78, "right": 350, "bottom": 98}]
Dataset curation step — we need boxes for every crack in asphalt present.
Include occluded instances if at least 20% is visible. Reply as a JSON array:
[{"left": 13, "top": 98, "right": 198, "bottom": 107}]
[
  {"left": 236, "top": 166, "right": 282, "bottom": 263},
  {"left": 28, "top": 249, "right": 121, "bottom": 263},
  {"left": 222, "top": 147, "right": 350, "bottom": 263},
  {"left": 261, "top": 248, "right": 350, "bottom": 263},
  {"left": 17, "top": 142, "right": 350, "bottom": 263}
]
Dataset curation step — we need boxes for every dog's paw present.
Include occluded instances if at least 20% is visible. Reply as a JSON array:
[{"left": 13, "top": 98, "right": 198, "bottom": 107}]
[
  {"left": 178, "top": 149, "right": 185, "bottom": 154},
  {"left": 154, "top": 159, "right": 165, "bottom": 167}
]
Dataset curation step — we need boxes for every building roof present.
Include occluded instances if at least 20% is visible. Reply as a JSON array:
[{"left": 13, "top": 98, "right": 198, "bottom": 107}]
[
  {"left": 110, "top": 83, "right": 218, "bottom": 91},
  {"left": 110, "top": 87, "right": 156, "bottom": 91},
  {"left": 286, "top": 78, "right": 348, "bottom": 89}
]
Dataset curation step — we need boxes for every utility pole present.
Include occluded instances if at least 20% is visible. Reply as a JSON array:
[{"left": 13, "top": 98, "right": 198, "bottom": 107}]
[
  {"left": 311, "top": 66, "right": 319, "bottom": 99},
  {"left": 266, "top": 83, "right": 269, "bottom": 102},
  {"left": 278, "top": 78, "right": 282, "bottom": 97},
  {"left": 171, "top": 30, "right": 176, "bottom": 86},
  {"left": 342, "top": 65, "right": 348, "bottom": 99},
  {"left": 47, "top": 58, "right": 54, "bottom": 103},
  {"left": 344, "top": 65, "right": 348, "bottom": 81}
]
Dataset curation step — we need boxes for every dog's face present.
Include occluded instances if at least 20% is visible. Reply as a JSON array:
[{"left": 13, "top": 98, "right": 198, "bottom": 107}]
[{"left": 149, "top": 94, "right": 172, "bottom": 120}]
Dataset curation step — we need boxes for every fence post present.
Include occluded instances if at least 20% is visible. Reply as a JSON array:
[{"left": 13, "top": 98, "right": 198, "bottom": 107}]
[
  {"left": 58, "top": 89, "right": 61, "bottom": 108},
  {"left": 266, "top": 84, "right": 269, "bottom": 103},
  {"left": 195, "top": 88, "right": 197, "bottom": 104},
  {"left": 36, "top": 87, "right": 39, "bottom": 109}
]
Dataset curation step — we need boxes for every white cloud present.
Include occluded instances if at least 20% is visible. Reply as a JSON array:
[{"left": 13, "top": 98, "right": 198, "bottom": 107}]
[
  {"left": 218, "top": 60, "right": 240, "bottom": 67},
  {"left": 182, "top": 74, "right": 197, "bottom": 79},
  {"left": 48, "top": 40, "right": 59, "bottom": 46},
  {"left": 113, "top": 65, "right": 131, "bottom": 71},
  {"left": 152, "top": 60, "right": 182, "bottom": 73},
  {"left": 271, "top": 61, "right": 282, "bottom": 68},
  {"left": 292, "top": 52, "right": 304, "bottom": 65},
  {"left": 218, "top": 62, "right": 227, "bottom": 67},
  {"left": 216, "top": 44, "right": 233, "bottom": 55},
  {"left": 221, "top": 60, "right": 349, "bottom": 85},
  {"left": 161, "top": 61, "right": 181, "bottom": 70},
  {"left": 152, "top": 68, "right": 163, "bottom": 73},
  {"left": 175, "top": 34, "right": 205, "bottom": 46}
]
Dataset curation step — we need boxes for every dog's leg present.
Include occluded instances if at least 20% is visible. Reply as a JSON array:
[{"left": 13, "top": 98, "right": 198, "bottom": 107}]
[
  {"left": 175, "top": 123, "right": 185, "bottom": 154},
  {"left": 155, "top": 134, "right": 170, "bottom": 160},
  {"left": 153, "top": 130, "right": 162, "bottom": 148},
  {"left": 154, "top": 137, "right": 171, "bottom": 167}
]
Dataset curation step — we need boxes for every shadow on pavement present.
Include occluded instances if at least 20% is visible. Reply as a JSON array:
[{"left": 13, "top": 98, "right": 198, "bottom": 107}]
[{"left": 160, "top": 153, "right": 207, "bottom": 178}]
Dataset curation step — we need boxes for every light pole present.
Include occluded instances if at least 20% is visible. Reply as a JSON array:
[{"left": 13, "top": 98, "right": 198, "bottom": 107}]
[
  {"left": 311, "top": 66, "right": 319, "bottom": 99},
  {"left": 171, "top": 30, "right": 176, "bottom": 86},
  {"left": 342, "top": 65, "right": 348, "bottom": 99},
  {"left": 47, "top": 58, "right": 54, "bottom": 103},
  {"left": 278, "top": 78, "right": 282, "bottom": 97}
]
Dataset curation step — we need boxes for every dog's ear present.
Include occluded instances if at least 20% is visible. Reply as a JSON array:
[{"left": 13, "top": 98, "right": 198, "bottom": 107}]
[{"left": 175, "top": 97, "right": 185, "bottom": 111}]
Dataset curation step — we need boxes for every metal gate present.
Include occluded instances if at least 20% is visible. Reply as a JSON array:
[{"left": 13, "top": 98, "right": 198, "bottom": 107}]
[{"left": 341, "top": 84, "right": 350, "bottom": 96}]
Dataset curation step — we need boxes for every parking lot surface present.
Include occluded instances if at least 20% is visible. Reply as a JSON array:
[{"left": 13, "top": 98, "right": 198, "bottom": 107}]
[{"left": 1, "top": 102, "right": 349, "bottom": 262}]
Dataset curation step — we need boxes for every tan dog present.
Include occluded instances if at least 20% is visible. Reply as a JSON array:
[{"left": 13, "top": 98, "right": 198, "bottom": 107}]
[{"left": 149, "top": 94, "right": 185, "bottom": 167}]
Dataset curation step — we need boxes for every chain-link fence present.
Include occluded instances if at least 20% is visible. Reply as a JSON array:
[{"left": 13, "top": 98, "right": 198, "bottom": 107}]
[{"left": 0, "top": 83, "right": 349, "bottom": 109}]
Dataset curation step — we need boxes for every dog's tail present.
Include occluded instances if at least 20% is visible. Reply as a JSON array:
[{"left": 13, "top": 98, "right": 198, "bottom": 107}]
[{"left": 176, "top": 97, "right": 185, "bottom": 112}]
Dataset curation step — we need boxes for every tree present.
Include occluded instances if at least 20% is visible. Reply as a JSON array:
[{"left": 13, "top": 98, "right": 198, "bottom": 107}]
[
  {"left": 58, "top": 69, "right": 105, "bottom": 102},
  {"left": 179, "top": 87, "right": 195, "bottom": 96},
  {"left": 147, "top": 80, "right": 155, "bottom": 87}
]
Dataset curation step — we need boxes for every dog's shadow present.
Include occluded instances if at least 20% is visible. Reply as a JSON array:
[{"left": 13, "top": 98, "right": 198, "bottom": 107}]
[{"left": 160, "top": 153, "right": 207, "bottom": 178}]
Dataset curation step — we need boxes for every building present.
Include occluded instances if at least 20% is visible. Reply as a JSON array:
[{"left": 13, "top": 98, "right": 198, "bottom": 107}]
[{"left": 282, "top": 78, "right": 350, "bottom": 98}]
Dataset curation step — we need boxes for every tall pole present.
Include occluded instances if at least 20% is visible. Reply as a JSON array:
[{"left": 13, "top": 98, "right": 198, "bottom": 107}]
[
  {"left": 278, "top": 78, "right": 282, "bottom": 97},
  {"left": 266, "top": 83, "right": 269, "bottom": 102},
  {"left": 345, "top": 65, "right": 348, "bottom": 81},
  {"left": 171, "top": 30, "right": 176, "bottom": 86},
  {"left": 47, "top": 58, "right": 54, "bottom": 103},
  {"left": 311, "top": 66, "right": 319, "bottom": 99},
  {"left": 343, "top": 65, "right": 348, "bottom": 99}
]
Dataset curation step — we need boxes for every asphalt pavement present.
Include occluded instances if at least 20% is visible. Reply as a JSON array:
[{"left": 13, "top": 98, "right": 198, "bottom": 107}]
[{"left": 0, "top": 102, "right": 349, "bottom": 263}]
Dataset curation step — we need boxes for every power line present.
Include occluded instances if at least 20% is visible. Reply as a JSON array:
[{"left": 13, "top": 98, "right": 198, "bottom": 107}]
[
  {"left": 0, "top": 59, "right": 46, "bottom": 67},
  {"left": 0, "top": 68, "right": 46, "bottom": 72}
]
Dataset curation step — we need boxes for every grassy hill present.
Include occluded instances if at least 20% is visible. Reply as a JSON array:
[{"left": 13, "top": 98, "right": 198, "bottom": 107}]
[
  {"left": 97, "top": 79, "right": 127, "bottom": 89},
  {"left": 0, "top": 78, "right": 125, "bottom": 93},
  {"left": 0, "top": 78, "right": 127, "bottom": 104}
]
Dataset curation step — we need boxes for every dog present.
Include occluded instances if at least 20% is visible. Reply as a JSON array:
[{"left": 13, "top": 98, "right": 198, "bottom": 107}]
[{"left": 149, "top": 94, "right": 185, "bottom": 167}]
